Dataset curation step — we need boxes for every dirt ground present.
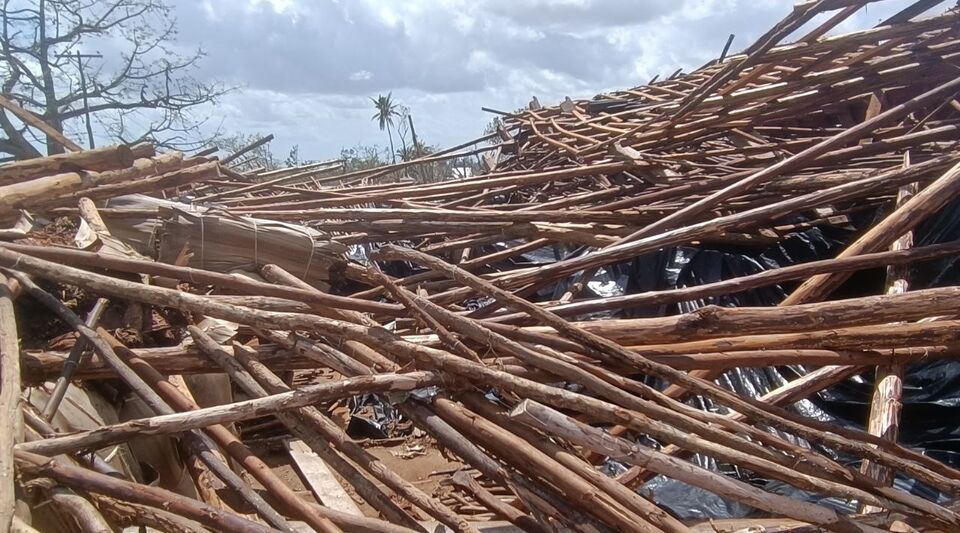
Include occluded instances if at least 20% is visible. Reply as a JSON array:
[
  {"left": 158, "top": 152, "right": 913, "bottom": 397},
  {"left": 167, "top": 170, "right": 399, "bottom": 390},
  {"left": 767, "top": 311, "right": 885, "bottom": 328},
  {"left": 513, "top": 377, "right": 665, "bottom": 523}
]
[{"left": 251, "top": 438, "right": 462, "bottom": 519}]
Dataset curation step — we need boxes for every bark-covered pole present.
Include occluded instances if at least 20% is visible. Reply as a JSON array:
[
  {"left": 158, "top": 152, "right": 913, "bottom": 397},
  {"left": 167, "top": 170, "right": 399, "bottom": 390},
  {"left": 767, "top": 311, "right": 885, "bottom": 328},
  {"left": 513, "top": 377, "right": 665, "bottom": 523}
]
[{"left": 0, "top": 273, "right": 21, "bottom": 533}]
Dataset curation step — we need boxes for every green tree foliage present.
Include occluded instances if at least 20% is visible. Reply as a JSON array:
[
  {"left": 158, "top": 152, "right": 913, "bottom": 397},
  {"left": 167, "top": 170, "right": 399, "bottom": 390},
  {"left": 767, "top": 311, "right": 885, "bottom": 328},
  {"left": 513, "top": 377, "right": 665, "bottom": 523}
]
[
  {"left": 339, "top": 143, "right": 388, "bottom": 173},
  {"left": 215, "top": 132, "right": 277, "bottom": 171},
  {"left": 370, "top": 92, "right": 400, "bottom": 164}
]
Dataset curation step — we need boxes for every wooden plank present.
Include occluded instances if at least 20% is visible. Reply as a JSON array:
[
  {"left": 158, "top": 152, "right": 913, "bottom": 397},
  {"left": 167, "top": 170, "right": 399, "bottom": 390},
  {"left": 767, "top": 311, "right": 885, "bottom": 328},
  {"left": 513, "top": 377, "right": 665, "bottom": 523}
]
[
  {"left": 0, "top": 95, "right": 83, "bottom": 152},
  {"left": 285, "top": 439, "right": 363, "bottom": 517}
]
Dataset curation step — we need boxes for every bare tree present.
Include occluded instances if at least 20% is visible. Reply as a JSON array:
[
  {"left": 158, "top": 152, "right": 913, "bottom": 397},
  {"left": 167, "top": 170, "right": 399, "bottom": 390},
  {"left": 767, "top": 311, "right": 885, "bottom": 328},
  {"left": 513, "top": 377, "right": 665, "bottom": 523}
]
[{"left": 0, "top": 0, "right": 230, "bottom": 159}]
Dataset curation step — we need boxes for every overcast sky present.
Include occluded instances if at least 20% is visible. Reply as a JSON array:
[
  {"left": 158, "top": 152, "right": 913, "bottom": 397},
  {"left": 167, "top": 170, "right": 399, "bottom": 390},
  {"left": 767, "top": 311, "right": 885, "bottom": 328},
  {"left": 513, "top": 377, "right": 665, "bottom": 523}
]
[{"left": 161, "top": 0, "right": 923, "bottom": 160}]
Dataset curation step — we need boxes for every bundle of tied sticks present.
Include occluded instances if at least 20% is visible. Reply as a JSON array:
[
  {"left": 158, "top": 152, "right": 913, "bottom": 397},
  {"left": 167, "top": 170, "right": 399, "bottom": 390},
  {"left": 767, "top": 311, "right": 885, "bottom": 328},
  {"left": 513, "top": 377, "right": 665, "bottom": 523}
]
[{"left": 5, "top": 0, "right": 960, "bottom": 532}]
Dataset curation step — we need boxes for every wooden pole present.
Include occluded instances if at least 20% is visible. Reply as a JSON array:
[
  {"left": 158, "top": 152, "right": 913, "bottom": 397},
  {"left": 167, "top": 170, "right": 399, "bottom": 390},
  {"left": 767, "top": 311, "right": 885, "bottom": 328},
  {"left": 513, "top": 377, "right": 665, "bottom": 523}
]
[
  {"left": 227, "top": 340, "right": 475, "bottom": 533},
  {"left": 6, "top": 272, "right": 295, "bottom": 531},
  {"left": 15, "top": 451, "right": 279, "bottom": 533},
  {"left": 258, "top": 266, "right": 605, "bottom": 533},
  {"left": 6, "top": 245, "right": 959, "bottom": 495},
  {"left": 508, "top": 401, "right": 882, "bottom": 533},
  {"left": 861, "top": 179, "right": 918, "bottom": 504},
  {"left": 783, "top": 159, "right": 960, "bottom": 304},
  {"left": 0, "top": 95, "right": 83, "bottom": 153},
  {"left": 0, "top": 274, "right": 20, "bottom": 533},
  {"left": 431, "top": 397, "right": 661, "bottom": 533},
  {"left": 45, "top": 486, "right": 112, "bottom": 533},
  {"left": 18, "top": 368, "right": 440, "bottom": 456},
  {"left": 41, "top": 297, "right": 108, "bottom": 420},
  {"left": 190, "top": 328, "right": 428, "bottom": 532},
  {"left": 449, "top": 471, "right": 550, "bottom": 533},
  {"left": 101, "top": 331, "right": 344, "bottom": 533},
  {"left": 0, "top": 144, "right": 148, "bottom": 185},
  {"left": 372, "top": 245, "right": 960, "bottom": 493}
]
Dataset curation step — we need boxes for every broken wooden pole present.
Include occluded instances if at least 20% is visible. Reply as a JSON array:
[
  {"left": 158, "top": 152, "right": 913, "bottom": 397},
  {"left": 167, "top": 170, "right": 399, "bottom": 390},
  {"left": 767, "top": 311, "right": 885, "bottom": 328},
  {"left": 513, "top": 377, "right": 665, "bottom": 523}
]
[{"left": 861, "top": 178, "right": 918, "bottom": 505}]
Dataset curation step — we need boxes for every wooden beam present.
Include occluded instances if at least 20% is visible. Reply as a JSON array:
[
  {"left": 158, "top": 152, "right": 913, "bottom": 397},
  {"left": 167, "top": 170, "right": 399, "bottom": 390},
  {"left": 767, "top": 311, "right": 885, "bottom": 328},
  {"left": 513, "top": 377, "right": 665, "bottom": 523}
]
[
  {"left": 0, "top": 95, "right": 83, "bottom": 153},
  {"left": 286, "top": 439, "right": 364, "bottom": 517}
]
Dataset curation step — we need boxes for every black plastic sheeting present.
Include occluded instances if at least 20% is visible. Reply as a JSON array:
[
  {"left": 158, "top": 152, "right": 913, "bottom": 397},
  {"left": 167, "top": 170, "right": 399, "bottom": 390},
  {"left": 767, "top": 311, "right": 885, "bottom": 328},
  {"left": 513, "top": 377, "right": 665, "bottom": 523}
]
[
  {"left": 815, "top": 196, "right": 960, "bottom": 474},
  {"left": 612, "top": 209, "right": 960, "bottom": 518},
  {"left": 492, "top": 204, "right": 960, "bottom": 519}
]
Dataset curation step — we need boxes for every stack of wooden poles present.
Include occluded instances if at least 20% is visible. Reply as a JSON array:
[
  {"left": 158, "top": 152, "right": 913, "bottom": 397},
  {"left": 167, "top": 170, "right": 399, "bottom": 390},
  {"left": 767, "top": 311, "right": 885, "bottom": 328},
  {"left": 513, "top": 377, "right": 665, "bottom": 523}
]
[{"left": 3, "top": 0, "right": 960, "bottom": 532}]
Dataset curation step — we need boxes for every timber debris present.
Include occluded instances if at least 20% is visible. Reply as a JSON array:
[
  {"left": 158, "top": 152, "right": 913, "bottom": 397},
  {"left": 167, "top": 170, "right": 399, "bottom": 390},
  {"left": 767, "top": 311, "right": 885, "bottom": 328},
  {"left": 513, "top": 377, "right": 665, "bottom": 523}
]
[{"left": 2, "top": 2, "right": 960, "bottom": 532}]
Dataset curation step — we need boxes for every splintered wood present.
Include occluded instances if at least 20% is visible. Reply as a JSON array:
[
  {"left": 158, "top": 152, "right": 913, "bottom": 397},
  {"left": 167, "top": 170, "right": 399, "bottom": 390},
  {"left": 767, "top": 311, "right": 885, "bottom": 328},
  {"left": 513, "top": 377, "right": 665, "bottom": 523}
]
[{"left": 3, "top": 2, "right": 960, "bottom": 532}]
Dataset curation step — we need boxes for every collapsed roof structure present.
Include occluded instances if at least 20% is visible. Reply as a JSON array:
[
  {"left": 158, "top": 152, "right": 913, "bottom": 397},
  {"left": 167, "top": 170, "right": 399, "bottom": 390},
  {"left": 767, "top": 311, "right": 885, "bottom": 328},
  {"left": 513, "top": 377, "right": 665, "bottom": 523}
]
[{"left": 2, "top": 0, "right": 960, "bottom": 531}]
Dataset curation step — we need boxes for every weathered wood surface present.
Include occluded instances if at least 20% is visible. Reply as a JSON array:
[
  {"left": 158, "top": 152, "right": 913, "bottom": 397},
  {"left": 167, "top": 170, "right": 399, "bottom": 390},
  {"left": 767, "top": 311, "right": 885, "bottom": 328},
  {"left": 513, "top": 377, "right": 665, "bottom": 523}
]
[
  {"left": 508, "top": 401, "right": 881, "bottom": 533},
  {"left": 0, "top": 275, "right": 20, "bottom": 533},
  {"left": 285, "top": 440, "right": 364, "bottom": 517},
  {"left": 0, "top": 144, "right": 151, "bottom": 185},
  {"left": 0, "top": 95, "right": 83, "bottom": 153}
]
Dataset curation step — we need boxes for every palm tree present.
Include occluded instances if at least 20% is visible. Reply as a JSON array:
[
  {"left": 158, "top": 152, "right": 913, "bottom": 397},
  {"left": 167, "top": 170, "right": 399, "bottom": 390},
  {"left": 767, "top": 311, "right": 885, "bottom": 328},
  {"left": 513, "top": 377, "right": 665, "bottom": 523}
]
[{"left": 371, "top": 92, "right": 400, "bottom": 164}]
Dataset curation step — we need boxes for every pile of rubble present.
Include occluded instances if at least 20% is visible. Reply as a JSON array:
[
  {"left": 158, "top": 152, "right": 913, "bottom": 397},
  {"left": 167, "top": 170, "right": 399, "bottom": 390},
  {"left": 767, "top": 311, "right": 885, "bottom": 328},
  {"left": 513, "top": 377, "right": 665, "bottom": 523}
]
[{"left": 3, "top": 1, "right": 960, "bottom": 532}]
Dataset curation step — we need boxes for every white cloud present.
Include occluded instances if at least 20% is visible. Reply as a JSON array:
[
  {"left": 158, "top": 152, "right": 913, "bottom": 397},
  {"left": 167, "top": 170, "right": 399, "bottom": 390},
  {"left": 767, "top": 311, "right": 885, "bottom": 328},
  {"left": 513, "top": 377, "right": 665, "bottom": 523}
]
[
  {"left": 166, "top": 0, "right": 927, "bottom": 159},
  {"left": 249, "top": 0, "right": 298, "bottom": 15},
  {"left": 200, "top": 1, "right": 218, "bottom": 20}
]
